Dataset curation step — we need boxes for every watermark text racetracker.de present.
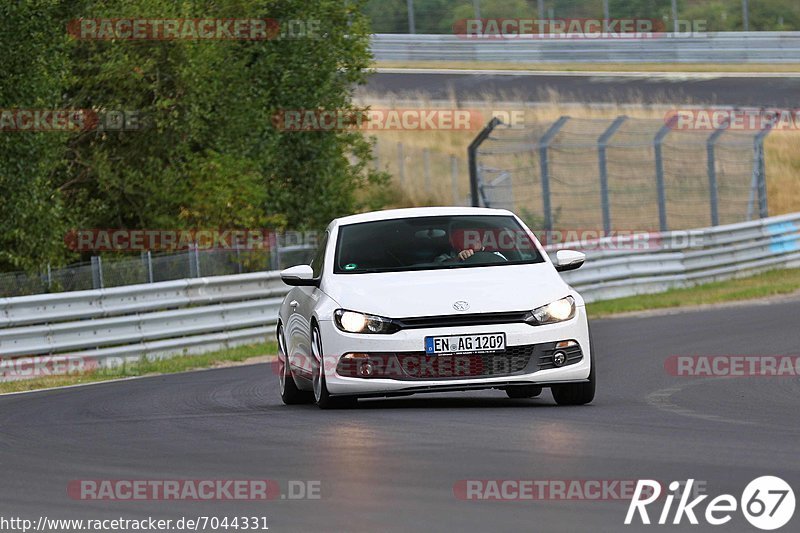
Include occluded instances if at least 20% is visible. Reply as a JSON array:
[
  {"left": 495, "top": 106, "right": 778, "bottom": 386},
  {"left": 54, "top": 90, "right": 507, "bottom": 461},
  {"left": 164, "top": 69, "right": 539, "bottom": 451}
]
[
  {"left": 64, "top": 229, "right": 278, "bottom": 252},
  {"left": 68, "top": 18, "right": 321, "bottom": 40},
  {"left": 665, "top": 355, "right": 800, "bottom": 377},
  {"left": 271, "top": 108, "right": 528, "bottom": 131},
  {"left": 0, "top": 109, "right": 141, "bottom": 132},
  {"left": 665, "top": 108, "right": 800, "bottom": 131},
  {"left": 452, "top": 18, "right": 707, "bottom": 39},
  {"left": 454, "top": 479, "right": 664, "bottom": 501},
  {"left": 68, "top": 479, "right": 320, "bottom": 501}
]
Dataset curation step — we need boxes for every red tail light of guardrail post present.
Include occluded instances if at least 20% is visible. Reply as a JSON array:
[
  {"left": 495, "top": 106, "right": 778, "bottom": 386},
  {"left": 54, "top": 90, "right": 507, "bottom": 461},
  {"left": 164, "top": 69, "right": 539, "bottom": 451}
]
[
  {"left": 665, "top": 108, "right": 800, "bottom": 132},
  {"left": 452, "top": 18, "right": 668, "bottom": 40},
  {"left": 272, "top": 108, "right": 487, "bottom": 132},
  {"left": 665, "top": 355, "right": 800, "bottom": 377}
]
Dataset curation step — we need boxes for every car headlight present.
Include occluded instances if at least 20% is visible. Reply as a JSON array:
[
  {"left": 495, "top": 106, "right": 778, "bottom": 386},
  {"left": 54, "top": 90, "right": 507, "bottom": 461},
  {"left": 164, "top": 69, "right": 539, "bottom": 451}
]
[
  {"left": 334, "top": 309, "right": 399, "bottom": 334},
  {"left": 529, "top": 296, "right": 576, "bottom": 325}
]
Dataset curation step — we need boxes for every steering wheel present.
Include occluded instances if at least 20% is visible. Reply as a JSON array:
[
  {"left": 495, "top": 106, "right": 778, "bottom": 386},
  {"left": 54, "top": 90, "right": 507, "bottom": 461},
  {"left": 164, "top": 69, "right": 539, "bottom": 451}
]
[{"left": 463, "top": 250, "right": 508, "bottom": 264}]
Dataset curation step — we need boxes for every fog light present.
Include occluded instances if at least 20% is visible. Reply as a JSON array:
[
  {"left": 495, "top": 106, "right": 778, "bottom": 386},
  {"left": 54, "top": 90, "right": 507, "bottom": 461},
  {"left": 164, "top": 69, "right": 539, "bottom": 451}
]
[
  {"left": 552, "top": 351, "right": 567, "bottom": 367},
  {"left": 358, "top": 360, "right": 374, "bottom": 377}
]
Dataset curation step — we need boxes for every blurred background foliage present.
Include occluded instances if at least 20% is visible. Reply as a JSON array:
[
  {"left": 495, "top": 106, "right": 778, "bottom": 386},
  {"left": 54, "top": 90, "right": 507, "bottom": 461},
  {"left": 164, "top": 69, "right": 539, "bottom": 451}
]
[{"left": 0, "top": 0, "right": 386, "bottom": 272}]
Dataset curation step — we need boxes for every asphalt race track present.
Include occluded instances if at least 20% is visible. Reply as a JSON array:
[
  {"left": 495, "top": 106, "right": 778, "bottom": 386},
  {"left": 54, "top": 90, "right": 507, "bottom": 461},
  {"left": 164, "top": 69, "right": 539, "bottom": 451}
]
[
  {"left": 1, "top": 299, "right": 799, "bottom": 532},
  {"left": 366, "top": 71, "right": 800, "bottom": 107}
]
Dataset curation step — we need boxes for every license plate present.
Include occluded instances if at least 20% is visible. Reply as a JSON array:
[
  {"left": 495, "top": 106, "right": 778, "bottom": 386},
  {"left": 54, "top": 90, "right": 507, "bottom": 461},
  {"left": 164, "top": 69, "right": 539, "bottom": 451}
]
[{"left": 424, "top": 333, "right": 506, "bottom": 356}]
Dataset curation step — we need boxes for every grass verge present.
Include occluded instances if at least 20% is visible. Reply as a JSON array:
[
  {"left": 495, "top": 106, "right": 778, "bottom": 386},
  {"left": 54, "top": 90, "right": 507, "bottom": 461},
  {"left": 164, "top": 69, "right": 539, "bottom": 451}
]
[
  {"left": 374, "top": 61, "right": 800, "bottom": 73},
  {"left": 0, "top": 341, "right": 277, "bottom": 395},
  {"left": 588, "top": 268, "right": 800, "bottom": 318}
]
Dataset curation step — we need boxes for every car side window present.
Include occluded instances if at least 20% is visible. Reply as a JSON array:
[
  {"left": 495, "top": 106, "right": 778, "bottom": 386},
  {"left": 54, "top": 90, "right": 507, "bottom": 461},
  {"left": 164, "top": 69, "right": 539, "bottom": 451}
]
[{"left": 310, "top": 231, "right": 329, "bottom": 279}]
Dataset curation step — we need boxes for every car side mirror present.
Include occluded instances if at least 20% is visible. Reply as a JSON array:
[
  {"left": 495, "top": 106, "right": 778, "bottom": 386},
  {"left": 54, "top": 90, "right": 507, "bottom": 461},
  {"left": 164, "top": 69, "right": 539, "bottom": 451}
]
[
  {"left": 280, "top": 265, "right": 318, "bottom": 286},
  {"left": 555, "top": 250, "right": 585, "bottom": 272}
]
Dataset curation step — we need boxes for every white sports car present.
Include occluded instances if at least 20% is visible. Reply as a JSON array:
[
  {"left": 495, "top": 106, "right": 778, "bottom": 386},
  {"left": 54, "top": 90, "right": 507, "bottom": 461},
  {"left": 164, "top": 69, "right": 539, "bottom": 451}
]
[{"left": 277, "top": 206, "right": 594, "bottom": 409}]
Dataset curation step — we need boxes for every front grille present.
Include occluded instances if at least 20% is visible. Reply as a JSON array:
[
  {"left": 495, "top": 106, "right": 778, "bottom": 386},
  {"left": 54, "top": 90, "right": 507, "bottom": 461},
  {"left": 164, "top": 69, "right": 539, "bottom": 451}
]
[
  {"left": 393, "top": 311, "right": 531, "bottom": 330},
  {"left": 336, "top": 341, "right": 584, "bottom": 381},
  {"left": 337, "top": 344, "right": 535, "bottom": 380}
]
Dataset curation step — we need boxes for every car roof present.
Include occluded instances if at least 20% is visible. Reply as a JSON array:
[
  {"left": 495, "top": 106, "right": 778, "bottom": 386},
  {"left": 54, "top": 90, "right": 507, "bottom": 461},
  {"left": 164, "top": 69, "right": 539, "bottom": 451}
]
[{"left": 333, "top": 206, "right": 515, "bottom": 227}]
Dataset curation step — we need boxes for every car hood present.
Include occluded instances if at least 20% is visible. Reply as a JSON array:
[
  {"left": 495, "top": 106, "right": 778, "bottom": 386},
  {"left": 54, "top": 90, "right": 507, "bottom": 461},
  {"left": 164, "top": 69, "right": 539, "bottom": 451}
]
[{"left": 322, "top": 263, "right": 571, "bottom": 318}]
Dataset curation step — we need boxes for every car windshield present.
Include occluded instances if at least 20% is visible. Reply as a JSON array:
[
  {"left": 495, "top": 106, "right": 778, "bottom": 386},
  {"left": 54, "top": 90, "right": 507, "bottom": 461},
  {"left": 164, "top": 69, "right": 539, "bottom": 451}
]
[{"left": 334, "top": 215, "right": 544, "bottom": 274}]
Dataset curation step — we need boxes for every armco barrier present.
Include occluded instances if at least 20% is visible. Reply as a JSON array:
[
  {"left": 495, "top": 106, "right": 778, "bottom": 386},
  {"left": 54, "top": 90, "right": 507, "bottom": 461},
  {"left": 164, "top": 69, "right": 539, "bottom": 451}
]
[
  {"left": 557, "top": 213, "right": 800, "bottom": 301},
  {"left": 371, "top": 32, "right": 800, "bottom": 64},
  {"left": 0, "top": 213, "right": 799, "bottom": 377},
  {"left": 0, "top": 272, "right": 287, "bottom": 365}
]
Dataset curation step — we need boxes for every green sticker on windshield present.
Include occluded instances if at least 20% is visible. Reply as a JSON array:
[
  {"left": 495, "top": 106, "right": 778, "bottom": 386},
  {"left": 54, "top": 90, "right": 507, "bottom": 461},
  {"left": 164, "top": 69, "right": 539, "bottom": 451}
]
[{"left": 344, "top": 263, "right": 357, "bottom": 270}]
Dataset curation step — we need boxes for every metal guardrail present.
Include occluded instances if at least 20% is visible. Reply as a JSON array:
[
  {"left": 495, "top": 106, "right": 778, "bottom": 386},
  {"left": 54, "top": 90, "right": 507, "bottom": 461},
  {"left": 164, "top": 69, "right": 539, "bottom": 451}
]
[
  {"left": 556, "top": 213, "right": 800, "bottom": 301},
  {"left": 0, "top": 273, "right": 286, "bottom": 368},
  {"left": 371, "top": 32, "right": 800, "bottom": 63},
  {"left": 1, "top": 213, "right": 799, "bottom": 379}
]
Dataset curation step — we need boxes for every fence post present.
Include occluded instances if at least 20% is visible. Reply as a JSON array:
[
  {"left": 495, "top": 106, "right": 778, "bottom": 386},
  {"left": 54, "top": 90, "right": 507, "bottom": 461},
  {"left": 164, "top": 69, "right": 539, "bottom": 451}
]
[
  {"left": 468, "top": 116, "right": 502, "bottom": 207},
  {"left": 706, "top": 118, "right": 729, "bottom": 226},
  {"left": 538, "top": 116, "right": 569, "bottom": 231},
  {"left": 91, "top": 256, "right": 104, "bottom": 289},
  {"left": 235, "top": 243, "right": 243, "bottom": 274},
  {"left": 189, "top": 243, "right": 201, "bottom": 278},
  {"left": 754, "top": 125, "right": 772, "bottom": 218},
  {"left": 142, "top": 251, "right": 154, "bottom": 283},
  {"left": 269, "top": 232, "right": 280, "bottom": 271},
  {"left": 397, "top": 142, "right": 405, "bottom": 184},
  {"left": 598, "top": 116, "right": 627, "bottom": 234},
  {"left": 653, "top": 117, "right": 676, "bottom": 232},
  {"left": 450, "top": 155, "right": 459, "bottom": 205},
  {"left": 46, "top": 264, "right": 52, "bottom": 290},
  {"left": 423, "top": 148, "right": 431, "bottom": 194}
]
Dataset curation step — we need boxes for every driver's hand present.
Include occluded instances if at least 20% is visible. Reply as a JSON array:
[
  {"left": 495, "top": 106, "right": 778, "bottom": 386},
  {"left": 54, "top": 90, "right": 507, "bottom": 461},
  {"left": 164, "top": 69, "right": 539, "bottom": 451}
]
[{"left": 457, "top": 249, "right": 475, "bottom": 261}]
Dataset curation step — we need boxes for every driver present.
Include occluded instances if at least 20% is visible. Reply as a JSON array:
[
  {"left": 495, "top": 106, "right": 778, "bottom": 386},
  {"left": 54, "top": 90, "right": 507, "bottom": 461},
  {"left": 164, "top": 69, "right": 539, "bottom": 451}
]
[
  {"left": 434, "top": 226, "right": 483, "bottom": 262},
  {"left": 434, "top": 227, "right": 507, "bottom": 263},
  {"left": 435, "top": 246, "right": 479, "bottom": 263}
]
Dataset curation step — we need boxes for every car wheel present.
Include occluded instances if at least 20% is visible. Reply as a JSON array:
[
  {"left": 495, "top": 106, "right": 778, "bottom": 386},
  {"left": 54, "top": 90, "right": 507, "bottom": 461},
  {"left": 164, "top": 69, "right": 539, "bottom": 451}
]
[
  {"left": 551, "top": 342, "right": 596, "bottom": 406},
  {"left": 505, "top": 385, "right": 542, "bottom": 399},
  {"left": 311, "top": 324, "right": 356, "bottom": 410},
  {"left": 278, "top": 325, "right": 313, "bottom": 405}
]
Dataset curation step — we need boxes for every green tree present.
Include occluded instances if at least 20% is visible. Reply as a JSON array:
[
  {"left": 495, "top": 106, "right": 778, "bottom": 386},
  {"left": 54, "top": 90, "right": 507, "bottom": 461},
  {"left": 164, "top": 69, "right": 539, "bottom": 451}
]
[
  {"left": 60, "top": 0, "right": 385, "bottom": 239},
  {"left": 0, "top": 1, "right": 72, "bottom": 271}
]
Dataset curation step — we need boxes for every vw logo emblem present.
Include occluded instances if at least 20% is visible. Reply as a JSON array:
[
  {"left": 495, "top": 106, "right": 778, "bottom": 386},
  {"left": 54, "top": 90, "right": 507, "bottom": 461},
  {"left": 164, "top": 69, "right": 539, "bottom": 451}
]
[{"left": 453, "top": 301, "right": 470, "bottom": 312}]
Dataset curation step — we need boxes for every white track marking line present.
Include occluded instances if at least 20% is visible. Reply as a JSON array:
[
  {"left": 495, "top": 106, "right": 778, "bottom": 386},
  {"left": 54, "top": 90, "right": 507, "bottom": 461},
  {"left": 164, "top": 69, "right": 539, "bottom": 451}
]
[
  {"left": 646, "top": 378, "right": 756, "bottom": 426},
  {"left": 0, "top": 359, "right": 276, "bottom": 398}
]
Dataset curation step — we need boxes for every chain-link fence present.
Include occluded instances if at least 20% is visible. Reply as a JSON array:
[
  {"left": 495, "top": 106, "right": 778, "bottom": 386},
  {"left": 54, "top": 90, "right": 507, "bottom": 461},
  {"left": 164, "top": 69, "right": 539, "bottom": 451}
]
[
  {"left": 0, "top": 244, "right": 317, "bottom": 298},
  {"left": 472, "top": 116, "right": 770, "bottom": 232},
  {"left": 373, "top": 140, "right": 471, "bottom": 206}
]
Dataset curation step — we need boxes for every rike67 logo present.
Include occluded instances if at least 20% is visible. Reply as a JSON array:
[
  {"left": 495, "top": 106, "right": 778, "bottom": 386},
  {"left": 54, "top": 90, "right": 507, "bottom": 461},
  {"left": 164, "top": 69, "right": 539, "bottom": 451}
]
[{"left": 626, "top": 477, "right": 795, "bottom": 530}]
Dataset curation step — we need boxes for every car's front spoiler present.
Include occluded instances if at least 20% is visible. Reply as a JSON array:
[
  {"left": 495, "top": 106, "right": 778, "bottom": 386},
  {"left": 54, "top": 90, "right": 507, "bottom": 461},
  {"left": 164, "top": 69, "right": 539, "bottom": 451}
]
[{"left": 316, "top": 305, "right": 592, "bottom": 396}]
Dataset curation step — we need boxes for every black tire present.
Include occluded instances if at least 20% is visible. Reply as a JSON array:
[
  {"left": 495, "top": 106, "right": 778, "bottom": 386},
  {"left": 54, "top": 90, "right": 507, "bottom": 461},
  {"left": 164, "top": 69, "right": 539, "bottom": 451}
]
[
  {"left": 551, "top": 341, "right": 596, "bottom": 406},
  {"left": 505, "top": 385, "right": 543, "bottom": 399},
  {"left": 311, "top": 325, "right": 357, "bottom": 410},
  {"left": 278, "top": 325, "right": 313, "bottom": 405}
]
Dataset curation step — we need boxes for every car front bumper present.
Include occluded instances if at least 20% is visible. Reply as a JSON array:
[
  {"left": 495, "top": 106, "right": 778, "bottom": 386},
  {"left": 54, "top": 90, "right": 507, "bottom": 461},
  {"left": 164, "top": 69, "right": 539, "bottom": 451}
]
[{"left": 317, "top": 305, "right": 592, "bottom": 396}]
